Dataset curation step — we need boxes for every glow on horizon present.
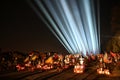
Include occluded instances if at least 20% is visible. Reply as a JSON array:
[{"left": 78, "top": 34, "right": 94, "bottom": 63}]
[{"left": 28, "top": 0, "right": 100, "bottom": 55}]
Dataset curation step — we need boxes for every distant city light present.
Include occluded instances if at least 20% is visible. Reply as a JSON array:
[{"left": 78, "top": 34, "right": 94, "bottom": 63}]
[{"left": 28, "top": 0, "right": 100, "bottom": 55}]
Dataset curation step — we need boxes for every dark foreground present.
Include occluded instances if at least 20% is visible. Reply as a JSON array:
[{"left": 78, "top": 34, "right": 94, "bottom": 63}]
[{"left": 0, "top": 62, "right": 120, "bottom": 80}]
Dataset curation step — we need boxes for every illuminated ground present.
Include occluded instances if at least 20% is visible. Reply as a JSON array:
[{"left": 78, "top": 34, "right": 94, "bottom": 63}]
[{"left": 0, "top": 62, "right": 120, "bottom": 80}]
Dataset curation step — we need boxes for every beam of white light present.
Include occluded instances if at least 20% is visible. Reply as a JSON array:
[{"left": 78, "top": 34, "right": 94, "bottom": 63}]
[
  {"left": 55, "top": 1, "right": 81, "bottom": 53},
  {"left": 34, "top": 0, "right": 74, "bottom": 53},
  {"left": 43, "top": 0, "right": 78, "bottom": 53},
  {"left": 68, "top": 0, "right": 90, "bottom": 53},
  {"left": 96, "top": 0, "right": 101, "bottom": 53},
  {"left": 27, "top": 0, "right": 71, "bottom": 52},
  {"left": 82, "top": 0, "right": 96, "bottom": 52},
  {"left": 31, "top": 0, "right": 100, "bottom": 55}
]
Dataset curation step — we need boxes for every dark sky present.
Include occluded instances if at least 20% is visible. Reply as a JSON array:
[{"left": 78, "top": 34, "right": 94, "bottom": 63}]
[
  {"left": 0, "top": 0, "right": 68, "bottom": 53},
  {"left": 0, "top": 0, "right": 120, "bottom": 53},
  {"left": 100, "top": 0, "right": 120, "bottom": 51}
]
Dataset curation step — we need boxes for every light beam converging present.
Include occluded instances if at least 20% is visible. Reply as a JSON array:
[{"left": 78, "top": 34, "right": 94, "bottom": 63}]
[{"left": 28, "top": 0, "right": 100, "bottom": 55}]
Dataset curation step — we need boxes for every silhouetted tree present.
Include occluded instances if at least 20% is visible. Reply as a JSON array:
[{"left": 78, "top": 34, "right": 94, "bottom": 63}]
[{"left": 106, "top": 31, "right": 120, "bottom": 52}]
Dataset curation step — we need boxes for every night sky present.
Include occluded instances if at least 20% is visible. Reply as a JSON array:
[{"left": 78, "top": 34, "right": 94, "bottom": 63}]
[
  {"left": 0, "top": 0, "right": 120, "bottom": 53},
  {"left": 0, "top": 0, "right": 67, "bottom": 53}
]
